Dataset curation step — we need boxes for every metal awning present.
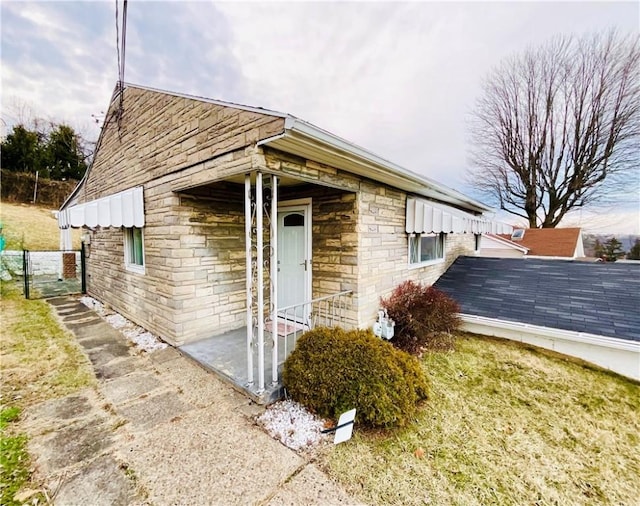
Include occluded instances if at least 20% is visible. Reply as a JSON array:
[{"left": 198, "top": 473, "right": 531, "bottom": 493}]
[
  {"left": 405, "top": 197, "right": 512, "bottom": 235},
  {"left": 58, "top": 186, "right": 145, "bottom": 229}
]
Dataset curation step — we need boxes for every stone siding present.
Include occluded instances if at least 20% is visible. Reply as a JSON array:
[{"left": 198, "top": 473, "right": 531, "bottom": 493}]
[{"left": 81, "top": 86, "right": 284, "bottom": 202}]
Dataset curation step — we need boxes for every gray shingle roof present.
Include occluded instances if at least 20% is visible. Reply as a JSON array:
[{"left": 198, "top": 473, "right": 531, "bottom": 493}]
[{"left": 434, "top": 257, "right": 640, "bottom": 342}]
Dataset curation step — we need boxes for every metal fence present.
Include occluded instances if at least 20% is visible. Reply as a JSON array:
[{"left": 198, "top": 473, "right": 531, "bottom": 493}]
[{"left": 0, "top": 246, "right": 86, "bottom": 299}]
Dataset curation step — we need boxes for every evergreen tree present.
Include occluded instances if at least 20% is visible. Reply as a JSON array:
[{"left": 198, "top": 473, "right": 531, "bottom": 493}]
[
  {"left": 0, "top": 122, "right": 88, "bottom": 180},
  {"left": 0, "top": 125, "right": 44, "bottom": 173},
  {"left": 602, "top": 237, "right": 625, "bottom": 262}
]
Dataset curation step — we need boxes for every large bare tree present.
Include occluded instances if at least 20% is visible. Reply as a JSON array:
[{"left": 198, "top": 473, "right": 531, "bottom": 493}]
[{"left": 469, "top": 31, "right": 639, "bottom": 228}]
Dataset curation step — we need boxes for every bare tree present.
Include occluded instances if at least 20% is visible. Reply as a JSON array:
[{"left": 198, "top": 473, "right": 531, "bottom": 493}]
[{"left": 468, "top": 31, "right": 639, "bottom": 228}]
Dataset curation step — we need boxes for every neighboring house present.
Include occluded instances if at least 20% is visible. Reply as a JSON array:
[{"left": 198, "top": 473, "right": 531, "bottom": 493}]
[
  {"left": 478, "top": 227, "right": 585, "bottom": 259},
  {"left": 435, "top": 257, "right": 640, "bottom": 380},
  {"left": 58, "top": 83, "right": 509, "bottom": 400}
]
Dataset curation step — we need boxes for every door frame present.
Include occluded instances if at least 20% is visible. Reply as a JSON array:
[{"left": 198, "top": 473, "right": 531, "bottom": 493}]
[{"left": 277, "top": 198, "right": 312, "bottom": 311}]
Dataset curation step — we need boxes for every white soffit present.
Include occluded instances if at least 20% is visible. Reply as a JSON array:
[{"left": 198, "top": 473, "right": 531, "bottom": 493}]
[
  {"left": 406, "top": 197, "right": 512, "bottom": 235},
  {"left": 58, "top": 187, "right": 144, "bottom": 229}
]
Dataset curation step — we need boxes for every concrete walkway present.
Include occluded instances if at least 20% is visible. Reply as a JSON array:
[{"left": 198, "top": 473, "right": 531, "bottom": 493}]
[{"left": 24, "top": 297, "right": 361, "bottom": 506}]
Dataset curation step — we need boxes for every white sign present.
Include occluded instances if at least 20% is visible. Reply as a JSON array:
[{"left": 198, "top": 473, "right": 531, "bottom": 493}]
[{"left": 333, "top": 408, "right": 356, "bottom": 445}]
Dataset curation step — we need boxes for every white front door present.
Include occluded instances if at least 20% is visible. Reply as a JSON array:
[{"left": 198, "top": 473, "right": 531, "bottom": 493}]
[{"left": 277, "top": 205, "right": 311, "bottom": 315}]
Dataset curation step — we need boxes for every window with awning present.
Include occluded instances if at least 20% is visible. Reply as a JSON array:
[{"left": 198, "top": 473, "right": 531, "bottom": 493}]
[
  {"left": 58, "top": 187, "right": 145, "bottom": 229},
  {"left": 405, "top": 197, "right": 511, "bottom": 235}
]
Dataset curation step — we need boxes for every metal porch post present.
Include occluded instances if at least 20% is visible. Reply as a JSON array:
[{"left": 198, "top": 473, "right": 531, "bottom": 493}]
[
  {"left": 270, "top": 175, "right": 278, "bottom": 385},
  {"left": 256, "top": 171, "right": 265, "bottom": 392},
  {"left": 244, "top": 174, "right": 254, "bottom": 386}
]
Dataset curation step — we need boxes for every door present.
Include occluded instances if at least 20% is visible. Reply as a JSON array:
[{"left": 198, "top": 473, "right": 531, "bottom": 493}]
[{"left": 277, "top": 205, "right": 311, "bottom": 317}]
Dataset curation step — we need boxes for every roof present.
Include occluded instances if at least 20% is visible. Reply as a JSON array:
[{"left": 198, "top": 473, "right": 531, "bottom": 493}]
[
  {"left": 62, "top": 82, "right": 491, "bottom": 214},
  {"left": 434, "top": 256, "right": 640, "bottom": 342},
  {"left": 497, "top": 228, "right": 582, "bottom": 257}
]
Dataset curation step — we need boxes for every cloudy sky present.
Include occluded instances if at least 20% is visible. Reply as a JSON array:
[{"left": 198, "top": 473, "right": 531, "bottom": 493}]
[{"left": 1, "top": 0, "right": 639, "bottom": 233}]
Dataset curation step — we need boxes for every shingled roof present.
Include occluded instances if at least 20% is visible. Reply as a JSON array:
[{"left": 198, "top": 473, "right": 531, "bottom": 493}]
[
  {"left": 434, "top": 256, "right": 640, "bottom": 342},
  {"left": 497, "top": 227, "right": 583, "bottom": 257}
]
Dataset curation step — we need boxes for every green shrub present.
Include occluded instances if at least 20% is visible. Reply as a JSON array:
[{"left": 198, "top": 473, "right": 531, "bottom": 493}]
[
  {"left": 381, "top": 280, "right": 461, "bottom": 354},
  {"left": 282, "top": 327, "right": 429, "bottom": 428}
]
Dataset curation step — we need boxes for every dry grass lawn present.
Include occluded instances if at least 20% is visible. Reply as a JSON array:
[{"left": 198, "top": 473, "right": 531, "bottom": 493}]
[
  {"left": 0, "top": 202, "right": 80, "bottom": 250},
  {"left": 324, "top": 334, "right": 640, "bottom": 505},
  {"left": 0, "top": 281, "right": 94, "bottom": 410},
  {"left": 0, "top": 280, "right": 95, "bottom": 504}
]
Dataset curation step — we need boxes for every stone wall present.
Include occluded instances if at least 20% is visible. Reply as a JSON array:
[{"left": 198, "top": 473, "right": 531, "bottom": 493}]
[{"left": 80, "top": 86, "right": 285, "bottom": 202}]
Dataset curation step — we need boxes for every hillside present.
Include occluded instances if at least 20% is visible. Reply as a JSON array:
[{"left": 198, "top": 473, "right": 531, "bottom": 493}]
[{"left": 0, "top": 202, "right": 81, "bottom": 250}]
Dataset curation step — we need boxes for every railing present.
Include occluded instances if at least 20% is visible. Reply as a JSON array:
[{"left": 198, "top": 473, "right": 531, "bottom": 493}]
[{"left": 272, "top": 290, "right": 353, "bottom": 370}]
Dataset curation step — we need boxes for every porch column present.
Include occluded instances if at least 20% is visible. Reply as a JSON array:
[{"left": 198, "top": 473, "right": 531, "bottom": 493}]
[
  {"left": 244, "top": 174, "right": 254, "bottom": 386},
  {"left": 256, "top": 171, "right": 265, "bottom": 392},
  {"left": 270, "top": 175, "right": 278, "bottom": 385}
]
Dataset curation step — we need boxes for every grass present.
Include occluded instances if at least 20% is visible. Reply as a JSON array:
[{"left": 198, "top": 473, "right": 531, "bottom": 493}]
[
  {"left": 0, "top": 201, "right": 80, "bottom": 250},
  {"left": 324, "top": 334, "right": 640, "bottom": 506},
  {"left": 0, "top": 280, "right": 95, "bottom": 504}
]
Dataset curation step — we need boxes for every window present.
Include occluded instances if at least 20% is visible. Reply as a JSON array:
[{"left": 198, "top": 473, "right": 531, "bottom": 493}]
[
  {"left": 124, "top": 227, "right": 145, "bottom": 273},
  {"left": 409, "top": 233, "right": 445, "bottom": 265},
  {"left": 511, "top": 229, "right": 525, "bottom": 240}
]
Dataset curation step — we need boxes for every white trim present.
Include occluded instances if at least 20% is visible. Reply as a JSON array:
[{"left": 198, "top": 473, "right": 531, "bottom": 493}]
[
  {"left": 124, "top": 227, "right": 146, "bottom": 275},
  {"left": 408, "top": 232, "right": 446, "bottom": 267},
  {"left": 482, "top": 234, "right": 529, "bottom": 253},
  {"left": 460, "top": 314, "right": 640, "bottom": 380}
]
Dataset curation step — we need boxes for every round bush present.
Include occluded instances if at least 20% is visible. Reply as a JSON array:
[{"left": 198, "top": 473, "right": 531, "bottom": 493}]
[
  {"left": 282, "top": 327, "right": 429, "bottom": 428},
  {"left": 381, "top": 281, "right": 461, "bottom": 354}
]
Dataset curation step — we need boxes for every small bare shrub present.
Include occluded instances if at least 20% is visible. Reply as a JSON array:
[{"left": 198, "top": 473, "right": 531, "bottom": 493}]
[{"left": 381, "top": 281, "right": 460, "bottom": 354}]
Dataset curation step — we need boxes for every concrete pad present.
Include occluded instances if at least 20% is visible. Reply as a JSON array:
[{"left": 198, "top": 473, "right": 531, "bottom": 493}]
[
  {"left": 30, "top": 416, "right": 114, "bottom": 474},
  {"left": 95, "top": 357, "right": 140, "bottom": 380},
  {"left": 101, "top": 373, "right": 162, "bottom": 405},
  {"left": 69, "top": 322, "right": 114, "bottom": 340},
  {"left": 24, "top": 389, "right": 98, "bottom": 434},
  {"left": 62, "top": 313, "right": 104, "bottom": 329},
  {"left": 266, "top": 464, "right": 365, "bottom": 506},
  {"left": 53, "top": 454, "right": 143, "bottom": 506},
  {"left": 117, "top": 405, "right": 304, "bottom": 506},
  {"left": 117, "top": 391, "right": 193, "bottom": 431},
  {"left": 148, "top": 346, "right": 181, "bottom": 364},
  {"left": 86, "top": 341, "right": 132, "bottom": 367},
  {"left": 152, "top": 355, "right": 246, "bottom": 409},
  {"left": 80, "top": 333, "right": 129, "bottom": 351},
  {"left": 47, "top": 296, "right": 76, "bottom": 307}
]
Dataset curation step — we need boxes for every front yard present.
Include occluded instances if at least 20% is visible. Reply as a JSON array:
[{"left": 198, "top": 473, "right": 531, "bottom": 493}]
[{"left": 324, "top": 334, "right": 640, "bottom": 505}]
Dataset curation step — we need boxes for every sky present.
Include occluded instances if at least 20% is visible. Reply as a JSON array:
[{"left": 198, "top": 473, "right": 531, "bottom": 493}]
[{"left": 1, "top": 0, "right": 639, "bottom": 234}]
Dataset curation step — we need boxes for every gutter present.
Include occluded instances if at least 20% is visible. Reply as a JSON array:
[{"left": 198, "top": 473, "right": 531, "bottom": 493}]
[
  {"left": 460, "top": 314, "right": 640, "bottom": 353},
  {"left": 258, "top": 116, "right": 491, "bottom": 214}
]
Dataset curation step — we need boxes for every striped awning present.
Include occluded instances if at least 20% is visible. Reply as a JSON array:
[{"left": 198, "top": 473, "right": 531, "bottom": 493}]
[
  {"left": 58, "top": 186, "right": 144, "bottom": 229},
  {"left": 405, "top": 198, "right": 512, "bottom": 235}
]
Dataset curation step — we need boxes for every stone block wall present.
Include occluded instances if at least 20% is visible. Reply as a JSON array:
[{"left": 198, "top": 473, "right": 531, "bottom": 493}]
[{"left": 81, "top": 86, "right": 284, "bottom": 203}]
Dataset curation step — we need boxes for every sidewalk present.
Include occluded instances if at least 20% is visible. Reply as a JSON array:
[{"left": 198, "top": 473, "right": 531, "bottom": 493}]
[{"left": 23, "top": 296, "right": 361, "bottom": 506}]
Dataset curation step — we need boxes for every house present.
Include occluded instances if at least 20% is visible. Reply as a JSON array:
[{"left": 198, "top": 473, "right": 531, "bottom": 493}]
[
  {"left": 58, "top": 83, "right": 509, "bottom": 401},
  {"left": 434, "top": 257, "right": 640, "bottom": 380},
  {"left": 478, "top": 227, "right": 585, "bottom": 259}
]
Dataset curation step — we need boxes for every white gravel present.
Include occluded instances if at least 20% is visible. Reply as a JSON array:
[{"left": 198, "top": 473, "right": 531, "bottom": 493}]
[
  {"left": 80, "top": 295, "right": 167, "bottom": 353},
  {"left": 257, "top": 399, "right": 328, "bottom": 451}
]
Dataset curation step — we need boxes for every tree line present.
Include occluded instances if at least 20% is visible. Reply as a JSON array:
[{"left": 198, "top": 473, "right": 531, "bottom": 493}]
[
  {"left": 1, "top": 121, "right": 91, "bottom": 181},
  {"left": 594, "top": 237, "right": 640, "bottom": 261}
]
